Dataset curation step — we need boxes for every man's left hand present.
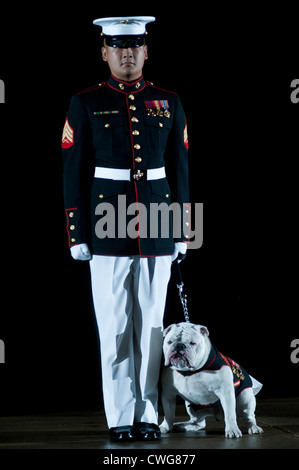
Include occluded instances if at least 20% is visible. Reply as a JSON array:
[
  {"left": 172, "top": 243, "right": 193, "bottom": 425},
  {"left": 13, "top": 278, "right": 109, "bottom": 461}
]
[{"left": 171, "top": 242, "right": 187, "bottom": 263}]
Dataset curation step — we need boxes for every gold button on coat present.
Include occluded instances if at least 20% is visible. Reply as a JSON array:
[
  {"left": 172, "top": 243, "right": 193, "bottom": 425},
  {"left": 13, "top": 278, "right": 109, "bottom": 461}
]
[
  {"left": 128, "top": 94, "right": 135, "bottom": 100},
  {"left": 134, "top": 144, "right": 141, "bottom": 150},
  {"left": 70, "top": 225, "right": 75, "bottom": 230},
  {"left": 135, "top": 157, "right": 142, "bottom": 163},
  {"left": 132, "top": 130, "right": 140, "bottom": 135}
]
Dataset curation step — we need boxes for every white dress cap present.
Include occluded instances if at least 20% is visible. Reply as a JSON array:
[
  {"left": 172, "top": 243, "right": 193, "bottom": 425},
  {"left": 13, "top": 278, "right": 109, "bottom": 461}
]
[{"left": 93, "top": 16, "right": 156, "bottom": 36}]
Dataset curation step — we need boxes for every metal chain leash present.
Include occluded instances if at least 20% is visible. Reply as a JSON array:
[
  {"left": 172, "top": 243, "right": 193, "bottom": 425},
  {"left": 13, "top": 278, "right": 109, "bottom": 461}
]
[
  {"left": 173, "top": 259, "right": 190, "bottom": 323},
  {"left": 177, "top": 281, "right": 190, "bottom": 323}
]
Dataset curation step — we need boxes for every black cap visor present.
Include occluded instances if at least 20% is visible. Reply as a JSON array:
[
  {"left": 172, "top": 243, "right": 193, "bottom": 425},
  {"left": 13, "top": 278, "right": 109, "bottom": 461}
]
[{"left": 104, "top": 35, "right": 145, "bottom": 48}]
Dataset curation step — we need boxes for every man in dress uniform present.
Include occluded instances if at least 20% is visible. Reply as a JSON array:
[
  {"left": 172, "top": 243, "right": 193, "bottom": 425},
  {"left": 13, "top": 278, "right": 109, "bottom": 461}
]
[{"left": 62, "top": 16, "right": 190, "bottom": 441}]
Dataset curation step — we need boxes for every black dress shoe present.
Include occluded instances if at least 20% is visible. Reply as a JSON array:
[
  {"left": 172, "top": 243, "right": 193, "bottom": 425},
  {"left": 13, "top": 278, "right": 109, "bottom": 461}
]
[
  {"left": 109, "top": 426, "right": 135, "bottom": 442},
  {"left": 133, "top": 422, "right": 161, "bottom": 441}
]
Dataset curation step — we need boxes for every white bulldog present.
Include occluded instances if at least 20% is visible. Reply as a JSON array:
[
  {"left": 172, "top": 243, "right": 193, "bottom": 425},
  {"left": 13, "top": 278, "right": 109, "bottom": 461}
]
[{"left": 159, "top": 322, "right": 263, "bottom": 438}]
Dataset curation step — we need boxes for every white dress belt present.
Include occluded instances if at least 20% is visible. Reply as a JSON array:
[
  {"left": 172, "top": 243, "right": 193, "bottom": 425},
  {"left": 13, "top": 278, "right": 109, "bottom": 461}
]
[{"left": 94, "top": 166, "right": 166, "bottom": 181}]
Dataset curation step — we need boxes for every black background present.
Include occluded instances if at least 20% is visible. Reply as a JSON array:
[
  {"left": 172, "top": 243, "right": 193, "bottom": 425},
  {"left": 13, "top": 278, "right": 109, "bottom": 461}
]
[{"left": 0, "top": 2, "right": 298, "bottom": 416}]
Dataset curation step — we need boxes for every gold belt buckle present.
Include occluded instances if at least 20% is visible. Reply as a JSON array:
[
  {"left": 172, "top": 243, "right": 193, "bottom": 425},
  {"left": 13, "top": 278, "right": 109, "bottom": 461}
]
[{"left": 131, "top": 169, "right": 146, "bottom": 182}]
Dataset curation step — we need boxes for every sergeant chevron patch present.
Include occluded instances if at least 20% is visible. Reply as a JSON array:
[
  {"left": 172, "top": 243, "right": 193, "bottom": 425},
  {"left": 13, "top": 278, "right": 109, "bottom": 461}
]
[{"left": 62, "top": 118, "right": 74, "bottom": 149}]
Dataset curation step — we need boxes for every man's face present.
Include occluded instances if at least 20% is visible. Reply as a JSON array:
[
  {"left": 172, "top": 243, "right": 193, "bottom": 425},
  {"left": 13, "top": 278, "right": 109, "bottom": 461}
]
[{"left": 101, "top": 43, "right": 148, "bottom": 81}]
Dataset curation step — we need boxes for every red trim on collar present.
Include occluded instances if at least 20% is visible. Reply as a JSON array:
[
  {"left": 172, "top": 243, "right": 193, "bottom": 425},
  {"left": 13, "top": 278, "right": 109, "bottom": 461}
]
[
  {"left": 111, "top": 75, "right": 142, "bottom": 86},
  {"left": 107, "top": 75, "right": 146, "bottom": 94}
]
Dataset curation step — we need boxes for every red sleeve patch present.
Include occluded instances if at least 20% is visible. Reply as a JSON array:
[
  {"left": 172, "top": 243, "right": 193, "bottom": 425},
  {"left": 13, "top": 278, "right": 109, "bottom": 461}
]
[
  {"left": 62, "top": 117, "right": 74, "bottom": 149},
  {"left": 183, "top": 120, "right": 189, "bottom": 150}
]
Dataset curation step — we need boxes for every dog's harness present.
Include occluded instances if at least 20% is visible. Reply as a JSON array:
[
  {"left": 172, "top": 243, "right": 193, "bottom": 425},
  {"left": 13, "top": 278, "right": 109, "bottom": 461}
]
[{"left": 176, "top": 345, "right": 253, "bottom": 408}]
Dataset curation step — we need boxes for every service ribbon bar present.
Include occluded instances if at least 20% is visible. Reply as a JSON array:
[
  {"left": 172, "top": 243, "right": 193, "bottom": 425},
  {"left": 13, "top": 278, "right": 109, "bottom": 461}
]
[
  {"left": 93, "top": 110, "right": 120, "bottom": 115},
  {"left": 144, "top": 100, "right": 169, "bottom": 110}
]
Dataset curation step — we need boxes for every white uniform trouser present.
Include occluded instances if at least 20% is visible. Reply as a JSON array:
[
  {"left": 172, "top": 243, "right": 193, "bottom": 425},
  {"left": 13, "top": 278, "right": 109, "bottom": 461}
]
[{"left": 89, "top": 255, "right": 172, "bottom": 429}]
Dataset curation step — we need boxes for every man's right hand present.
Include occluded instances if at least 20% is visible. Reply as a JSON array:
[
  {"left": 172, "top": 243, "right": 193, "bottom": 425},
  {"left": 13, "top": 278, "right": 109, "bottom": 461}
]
[{"left": 70, "top": 243, "right": 92, "bottom": 261}]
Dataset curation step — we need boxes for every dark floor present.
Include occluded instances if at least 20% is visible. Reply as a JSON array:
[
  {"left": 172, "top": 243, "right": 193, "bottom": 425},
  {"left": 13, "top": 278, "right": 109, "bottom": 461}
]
[{"left": 0, "top": 398, "right": 298, "bottom": 450}]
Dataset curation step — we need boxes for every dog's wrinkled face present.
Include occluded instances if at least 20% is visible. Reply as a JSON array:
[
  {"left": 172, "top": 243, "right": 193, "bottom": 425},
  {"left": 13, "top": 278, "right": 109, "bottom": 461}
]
[{"left": 163, "top": 322, "right": 210, "bottom": 371}]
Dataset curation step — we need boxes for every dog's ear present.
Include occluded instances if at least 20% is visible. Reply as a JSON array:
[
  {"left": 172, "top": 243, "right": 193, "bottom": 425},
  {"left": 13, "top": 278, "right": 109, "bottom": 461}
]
[
  {"left": 163, "top": 324, "right": 174, "bottom": 338},
  {"left": 199, "top": 325, "right": 209, "bottom": 336}
]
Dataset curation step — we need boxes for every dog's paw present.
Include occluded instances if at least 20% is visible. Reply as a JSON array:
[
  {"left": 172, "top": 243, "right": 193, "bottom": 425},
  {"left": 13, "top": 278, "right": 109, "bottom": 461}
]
[
  {"left": 159, "top": 420, "right": 171, "bottom": 434},
  {"left": 248, "top": 424, "right": 263, "bottom": 435},
  {"left": 184, "top": 422, "right": 206, "bottom": 432},
  {"left": 225, "top": 423, "right": 242, "bottom": 438},
  {"left": 174, "top": 420, "right": 206, "bottom": 432},
  {"left": 159, "top": 425, "right": 169, "bottom": 434}
]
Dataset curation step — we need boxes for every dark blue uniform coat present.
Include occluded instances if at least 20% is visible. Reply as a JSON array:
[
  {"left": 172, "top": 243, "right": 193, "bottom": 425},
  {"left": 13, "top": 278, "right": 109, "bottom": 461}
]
[{"left": 62, "top": 75, "right": 190, "bottom": 256}]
